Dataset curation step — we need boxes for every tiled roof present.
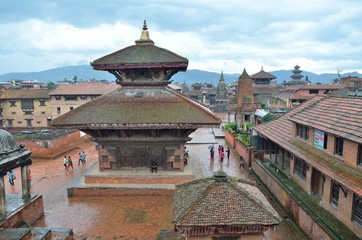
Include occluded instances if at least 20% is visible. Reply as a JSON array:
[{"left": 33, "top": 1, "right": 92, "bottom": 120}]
[
  {"left": 253, "top": 96, "right": 362, "bottom": 195},
  {"left": 253, "top": 84, "right": 278, "bottom": 94},
  {"left": 173, "top": 176, "right": 281, "bottom": 227},
  {"left": 52, "top": 86, "right": 221, "bottom": 129},
  {"left": 0, "top": 89, "right": 51, "bottom": 99},
  {"left": 301, "top": 84, "right": 344, "bottom": 90},
  {"left": 251, "top": 70, "right": 276, "bottom": 79},
  {"left": 288, "top": 96, "right": 362, "bottom": 143},
  {"left": 91, "top": 45, "right": 188, "bottom": 70},
  {"left": 50, "top": 83, "right": 120, "bottom": 95}
]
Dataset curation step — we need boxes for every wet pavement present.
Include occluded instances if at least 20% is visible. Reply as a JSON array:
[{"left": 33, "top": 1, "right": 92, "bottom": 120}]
[{"left": 4, "top": 127, "right": 307, "bottom": 240}]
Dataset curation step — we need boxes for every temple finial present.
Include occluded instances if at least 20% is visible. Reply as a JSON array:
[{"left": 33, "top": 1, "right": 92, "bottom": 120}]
[
  {"left": 261, "top": 66, "right": 264, "bottom": 71},
  {"left": 143, "top": 20, "right": 148, "bottom": 30},
  {"left": 136, "top": 20, "right": 154, "bottom": 45}
]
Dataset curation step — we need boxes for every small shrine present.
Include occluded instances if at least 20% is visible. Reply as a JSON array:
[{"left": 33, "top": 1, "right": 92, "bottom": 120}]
[
  {"left": 173, "top": 171, "right": 281, "bottom": 239},
  {"left": 52, "top": 21, "right": 221, "bottom": 172},
  {"left": 228, "top": 69, "right": 261, "bottom": 125}
]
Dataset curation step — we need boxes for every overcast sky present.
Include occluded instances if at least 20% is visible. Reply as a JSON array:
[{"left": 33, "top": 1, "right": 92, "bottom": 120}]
[{"left": 1, "top": 0, "right": 361, "bottom": 75}]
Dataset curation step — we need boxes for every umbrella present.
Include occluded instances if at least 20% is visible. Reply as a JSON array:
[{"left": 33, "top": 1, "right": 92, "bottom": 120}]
[{"left": 208, "top": 144, "right": 214, "bottom": 149}]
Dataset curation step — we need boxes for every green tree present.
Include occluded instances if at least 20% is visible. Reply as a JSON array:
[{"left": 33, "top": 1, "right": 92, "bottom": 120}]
[{"left": 47, "top": 81, "right": 58, "bottom": 90}]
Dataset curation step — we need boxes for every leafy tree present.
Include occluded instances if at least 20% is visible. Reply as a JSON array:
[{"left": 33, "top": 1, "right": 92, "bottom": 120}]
[
  {"left": 262, "top": 113, "right": 276, "bottom": 122},
  {"left": 47, "top": 81, "right": 58, "bottom": 90}
]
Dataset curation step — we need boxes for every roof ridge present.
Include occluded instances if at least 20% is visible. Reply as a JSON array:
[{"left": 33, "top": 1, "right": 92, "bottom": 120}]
[{"left": 231, "top": 181, "right": 282, "bottom": 222}]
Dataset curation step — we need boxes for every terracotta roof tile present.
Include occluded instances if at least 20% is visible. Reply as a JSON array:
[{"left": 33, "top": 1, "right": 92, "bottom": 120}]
[
  {"left": 173, "top": 177, "right": 281, "bottom": 227},
  {"left": 50, "top": 83, "right": 120, "bottom": 95},
  {"left": 253, "top": 96, "right": 362, "bottom": 195},
  {"left": 52, "top": 86, "right": 221, "bottom": 129},
  {"left": 0, "top": 89, "right": 51, "bottom": 99},
  {"left": 251, "top": 71, "right": 276, "bottom": 80},
  {"left": 91, "top": 45, "right": 188, "bottom": 70}
]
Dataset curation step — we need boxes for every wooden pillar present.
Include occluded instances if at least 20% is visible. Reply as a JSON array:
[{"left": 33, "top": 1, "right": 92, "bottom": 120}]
[
  {"left": 0, "top": 175, "right": 6, "bottom": 214},
  {"left": 275, "top": 145, "right": 279, "bottom": 164},
  {"left": 21, "top": 165, "right": 30, "bottom": 199}
]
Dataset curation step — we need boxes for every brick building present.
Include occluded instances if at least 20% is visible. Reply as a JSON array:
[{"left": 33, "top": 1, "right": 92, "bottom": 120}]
[
  {"left": 252, "top": 96, "right": 362, "bottom": 237},
  {"left": 50, "top": 83, "right": 119, "bottom": 120},
  {"left": 0, "top": 89, "right": 52, "bottom": 129}
]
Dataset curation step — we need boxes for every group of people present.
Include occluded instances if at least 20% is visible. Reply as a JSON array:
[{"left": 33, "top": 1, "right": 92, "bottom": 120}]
[
  {"left": 64, "top": 151, "right": 87, "bottom": 171},
  {"left": 209, "top": 144, "right": 245, "bottom": 168},
  {"left": 210, "top": 145, "right": 230, "bottom": 162}
]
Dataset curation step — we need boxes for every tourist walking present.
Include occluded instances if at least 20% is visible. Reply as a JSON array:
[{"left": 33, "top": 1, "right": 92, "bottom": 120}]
[
  {"left": 63, "top": 156, "right": 68, "bottom": 170},
  {"left": 239, "top": 156, "right": 245, "bottom": 169},
  {"left": 8, "top": 170, "right": 15, "bottom": 186},
  {"left": 226, "top": 147, "right": 230, "bottom": 161},
  {"left": 78, "top": 152, "right": 85, "bottom": 166},
  {"left": 220, "top": 150, "right": 225, "bottom": 162},
  {"left": 67, "top": 156, "right": 74, "bottom": 170},
  {"left": 210, "top": 146, "right": 215, "bottom": 161},
  {"left": 81, "top": 151, "right": 87, "bottom": 163}
]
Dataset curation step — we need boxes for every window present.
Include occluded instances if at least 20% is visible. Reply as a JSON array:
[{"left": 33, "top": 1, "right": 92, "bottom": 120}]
[
  {"left": 358, "top": 145, "right": 362, "bottom": 166},
  {"left": 330, "top": 181, "right": 339, "bottom": 207},
  {"left": 55, "top": 96, "right": 61, "bottom": 100},
  {"left": 9, "top": 100, "right": 16, "bottom": 107},
  {"left": 354, "top": 82, "right": 361, "bottom": 89},
  {"left": 353, "top": 194, "right": 362, "bottom": 225},
  {"left": 297, "top": 123, "right": 309, "bottom": 141},
  {"left": 309, "top": 89, "right": 318, "bottom": 94},
  {"left": 57, "top": 107, "right": 61, "bottom": 114},
  {"left": 39, "top": 99, "right": 46, "bottom": 106},
  {"left": 41, "top": 111, "right": 46, "bottom": 115},
  {"left": 334, "top": 137, "right": 344, "bottom": 156},
  {"left": 24, "top": 111, "right": 33, "bottom": 115},
  {"left": 70, "top": 107, "right": 74, "bottom": 111},
  {"left": 80, "top": 96, "right": 87, "bottom": 100},
  {"left": 0, "top": 119, "right": 3, "bottom": 127},
  {"left": 21, "top": 99, "right": 34, "bottom": 109},
  {"left": 64, "top": 95, "right": 77, "bottom": 101},
  {"left": 7, "top": 119, "right": 13, "bottom": 127},
  {"left": 11, "top": 112, "right": 16, "bottom": 115},
  {"left": 25, "top": 119, "right": 32, "bottom": 127},
  {"left": 294, "top": 157, "right": 307, "bottom": 179}
]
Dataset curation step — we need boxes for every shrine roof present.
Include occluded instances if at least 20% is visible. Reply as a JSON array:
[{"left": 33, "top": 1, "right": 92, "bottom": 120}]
[
  {"left": 52, "top": 86, "right": 221, "bottom": 129},
  {"left": 253, "top": 96, "right": 362, "bottom": 195},
  {"left": 173, "top": 174, "right": 281, "bottom": 227},
  {"left": 50, "top": 83, "right": 120, "bottom": 95},
  {"left": 251, "top": 70, "right": 276, "bottom": 80},
  {"left": 0, "top": 89, "right": 51, "bottom": 99},
  {"left": 91, "top": 44, "right": 188, "bottom": 70}
]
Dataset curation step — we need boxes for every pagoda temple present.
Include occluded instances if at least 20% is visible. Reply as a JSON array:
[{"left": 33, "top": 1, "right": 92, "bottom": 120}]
[
  {"left": 52, "top": 21, "right": 221, "bottom": 172},
  {"left": 250, "top": 66, "right": 276, "bottom": 84}
]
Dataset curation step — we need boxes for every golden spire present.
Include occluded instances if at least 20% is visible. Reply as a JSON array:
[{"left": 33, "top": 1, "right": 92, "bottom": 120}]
[
  {"left": 261, "top": 66, "right": 264, "bottom": 71},
  {"left": 136, "top": 20, "right": 154, "bottom": 45}
]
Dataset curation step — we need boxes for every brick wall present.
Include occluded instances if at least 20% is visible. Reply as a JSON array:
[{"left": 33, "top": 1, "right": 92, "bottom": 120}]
[
  {"left": 68, "top": 187, "right": 174, "bottom": 197},
  {"left": 252, "top": 161, "right": 331, "bottom": 240},
  {"left": 224, "top": 130, "right": 236, "bottom": 148},
  {"left": 85, "top": 175, "right": 194, "bottom": 185},
  {"left": 17, "top": 131, "right": 91, "bottom": 159},
  {"left": 0, "top": 195, "right": 44, "bottom": 228}
]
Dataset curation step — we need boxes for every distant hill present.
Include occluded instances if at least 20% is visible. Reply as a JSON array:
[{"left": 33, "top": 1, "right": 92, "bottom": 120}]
[{"left": 0, "top": 65, "right": 361, "bottom": 85}]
